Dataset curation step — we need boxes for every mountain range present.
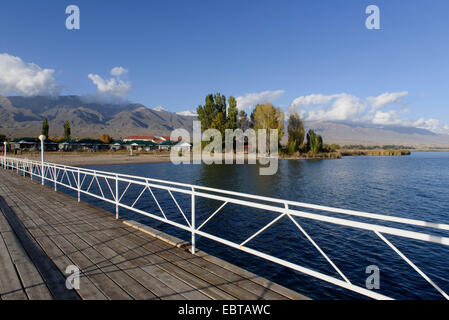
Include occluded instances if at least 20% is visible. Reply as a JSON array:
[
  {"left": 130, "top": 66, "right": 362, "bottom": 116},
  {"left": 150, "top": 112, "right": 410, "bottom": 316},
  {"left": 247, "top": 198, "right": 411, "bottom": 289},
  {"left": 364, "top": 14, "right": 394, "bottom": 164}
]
[
  {"left": 1, "top": 95, "right": 449, "bottom": 147},
  {"left": 0, "top": 95, "right": 194, "bottom": 139}
]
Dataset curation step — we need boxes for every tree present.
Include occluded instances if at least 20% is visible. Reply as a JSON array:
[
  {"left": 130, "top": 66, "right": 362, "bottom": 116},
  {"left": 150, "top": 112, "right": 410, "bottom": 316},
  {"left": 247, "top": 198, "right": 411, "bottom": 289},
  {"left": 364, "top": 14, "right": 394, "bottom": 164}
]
[
  {"left": 252, "top": 103, "right": 284, "bottom": 149},
  {"left": 100, "top": 134, "right": 112, "bottom": 143},
  {"left": 306, "top": 129, "right": 323, "bottom": 153},
  {"left": 227, "top": 96, "right": 238, "bottom": 130},
  {"left": 210, "top": 112, "right": 227, "bottom": 137},
  {"left": 214, "top": 93, "right": 227, "bottom": 116},
  {"left": 197, "top": 94, "right": 217, "bottom": 130},
  {"left": 286, "top": 139, "right": 297, "bottom": 155},
  {"left": 41, "top": 118, "right": 49, "bottom": 137},
  {"left": 237, "top": 110, "right": 250, "bottom": 131},
  {"left": 0, "top": 134, "right": 6, "bottom": 142},
  {"left": 197, "top": 93, "right": 227, "bottom": 131},
  {"left": 64, "top": 121, "right": 71, "bottom": 140},
  {"left": 287, "top": 113, "right": 305, "bottom": 153}
]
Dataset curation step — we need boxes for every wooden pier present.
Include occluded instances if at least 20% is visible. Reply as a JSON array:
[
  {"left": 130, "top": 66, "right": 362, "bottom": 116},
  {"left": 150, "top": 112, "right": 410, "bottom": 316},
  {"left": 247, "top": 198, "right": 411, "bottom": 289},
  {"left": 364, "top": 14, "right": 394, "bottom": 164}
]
[{"left": 0, "top": 169, "right": 307, "bottom": 300}]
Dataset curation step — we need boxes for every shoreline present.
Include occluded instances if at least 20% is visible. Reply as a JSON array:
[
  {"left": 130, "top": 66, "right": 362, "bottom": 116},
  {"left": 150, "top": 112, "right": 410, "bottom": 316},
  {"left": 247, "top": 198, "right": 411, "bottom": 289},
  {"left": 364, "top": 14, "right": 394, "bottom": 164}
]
[{"left": 6, "top": 148, "right": 423, "bottom": 167}]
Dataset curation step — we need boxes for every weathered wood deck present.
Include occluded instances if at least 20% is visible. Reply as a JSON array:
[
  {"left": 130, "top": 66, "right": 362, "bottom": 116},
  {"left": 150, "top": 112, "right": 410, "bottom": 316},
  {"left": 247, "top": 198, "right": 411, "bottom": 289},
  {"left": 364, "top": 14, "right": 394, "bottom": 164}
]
[{"left": 0, "top": 169, "right": 308, "bottom": 300}]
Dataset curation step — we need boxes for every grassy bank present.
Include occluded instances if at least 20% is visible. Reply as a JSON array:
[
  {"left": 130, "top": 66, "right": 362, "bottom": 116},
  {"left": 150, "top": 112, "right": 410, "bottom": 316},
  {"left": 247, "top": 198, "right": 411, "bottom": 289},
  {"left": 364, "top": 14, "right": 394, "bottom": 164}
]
[
  {"left": 340, "top": 149, "right": 411, "bottom": 156},
  {"left": 281, "top": 151, "right": 342, "bottom": 160}
]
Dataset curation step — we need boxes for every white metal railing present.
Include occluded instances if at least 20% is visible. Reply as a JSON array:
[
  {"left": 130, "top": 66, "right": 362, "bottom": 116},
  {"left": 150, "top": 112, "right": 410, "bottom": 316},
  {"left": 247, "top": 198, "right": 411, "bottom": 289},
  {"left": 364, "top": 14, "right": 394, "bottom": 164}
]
[{"left": 1, "top": 156, "right": 449, "bottom": 300}]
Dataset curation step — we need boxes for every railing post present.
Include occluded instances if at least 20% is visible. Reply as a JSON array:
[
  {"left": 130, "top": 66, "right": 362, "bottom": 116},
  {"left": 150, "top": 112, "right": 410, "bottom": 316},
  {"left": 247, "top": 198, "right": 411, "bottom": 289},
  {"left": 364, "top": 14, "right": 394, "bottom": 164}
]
[
  {"left": 54, "top": 164, "right": 57, "bottom": 191},
  {"left": 3, "top": 141, "right": 6, "bottom": 169},
  {"left": 191, "top": 187, "right": 196, "bottom": 254},
  {"left": 115, "top": 174, "right": 119, "bottom": 219},
  {"left": 39, "top": 135, "right": 45, "bottom": 185},
  {"left": 77, "top": 168, "right": 80, "bottom": 202}
]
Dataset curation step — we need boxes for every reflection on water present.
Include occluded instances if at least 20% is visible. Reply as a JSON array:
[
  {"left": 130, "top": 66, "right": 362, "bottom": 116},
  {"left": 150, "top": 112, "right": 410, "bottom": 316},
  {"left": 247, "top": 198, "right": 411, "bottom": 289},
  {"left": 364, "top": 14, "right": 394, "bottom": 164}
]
[{"left": 78, "top": 152, "right": 449, "bottom": 299}]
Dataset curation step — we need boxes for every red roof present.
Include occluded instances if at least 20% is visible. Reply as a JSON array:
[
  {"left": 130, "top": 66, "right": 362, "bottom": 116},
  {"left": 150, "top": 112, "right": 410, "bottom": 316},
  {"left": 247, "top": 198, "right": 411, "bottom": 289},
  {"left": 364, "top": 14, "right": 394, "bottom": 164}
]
[{"left": 124, "top": 136, "right": 154, "bottom": 140}]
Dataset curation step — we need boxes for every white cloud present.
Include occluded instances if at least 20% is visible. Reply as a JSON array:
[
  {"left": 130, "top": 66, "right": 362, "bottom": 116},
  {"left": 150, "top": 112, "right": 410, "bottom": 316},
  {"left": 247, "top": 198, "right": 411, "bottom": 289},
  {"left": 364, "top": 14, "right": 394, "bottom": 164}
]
[
  {"left": 290, "top": 93, "right": 365, "bottom": 122},
  {"left": 372, "top": 110, "right": 401, "bottom": 125},
  {"left": 291, "top": 93, "right": 338, "bottom": 108},
  {"left": 0, "top": 53, "right": 56, "bottom": 96},
  {"left": 110, "top": 66, "right": 128, "bottom": 77},
  {"left": 309, "top": 94, "right": 365, "bottom": 121},
  {"left": 88, "top": 67, "right": 131, "bottom": 98},
  {"left": 367, "top": 91, "right": 408, "bottom": 110},
  {"left": 236, "top": 90, "right": 284, "bottom": 110},
  {"left": 176, "top": 110, "right": 197, "bottom": 117}
]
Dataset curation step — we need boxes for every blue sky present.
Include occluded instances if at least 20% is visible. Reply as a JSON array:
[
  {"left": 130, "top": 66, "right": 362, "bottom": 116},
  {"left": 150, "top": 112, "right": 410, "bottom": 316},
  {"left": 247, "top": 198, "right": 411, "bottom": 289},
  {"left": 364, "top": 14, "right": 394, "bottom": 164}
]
[{"left": 1, "top": 0, "right": 449, "bottom": 132}]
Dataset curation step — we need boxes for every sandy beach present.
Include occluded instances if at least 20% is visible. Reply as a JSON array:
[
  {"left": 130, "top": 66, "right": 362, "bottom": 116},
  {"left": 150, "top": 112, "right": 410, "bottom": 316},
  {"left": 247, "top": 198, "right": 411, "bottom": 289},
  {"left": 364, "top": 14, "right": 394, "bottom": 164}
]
[
  {"left": 9, "top": 151, "right": 260, "bottom": 167},
  {"left": 10, "top": 151, "right": 173, "bottom": 167}
]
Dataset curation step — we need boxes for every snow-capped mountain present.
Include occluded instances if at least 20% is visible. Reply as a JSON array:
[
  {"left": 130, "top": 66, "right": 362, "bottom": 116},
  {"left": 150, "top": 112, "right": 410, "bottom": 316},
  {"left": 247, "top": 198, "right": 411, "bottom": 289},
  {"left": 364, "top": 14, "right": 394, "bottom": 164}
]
[{"left": 153, "top": 106, "right": 168, "bottom": 112}]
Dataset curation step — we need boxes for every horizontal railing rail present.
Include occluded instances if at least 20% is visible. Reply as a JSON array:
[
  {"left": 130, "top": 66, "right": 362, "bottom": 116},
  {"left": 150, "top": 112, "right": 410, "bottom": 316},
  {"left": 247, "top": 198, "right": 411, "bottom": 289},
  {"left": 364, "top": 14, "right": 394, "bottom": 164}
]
[{"left": 1, "top": 156, "right": 448, "bottom": 300}]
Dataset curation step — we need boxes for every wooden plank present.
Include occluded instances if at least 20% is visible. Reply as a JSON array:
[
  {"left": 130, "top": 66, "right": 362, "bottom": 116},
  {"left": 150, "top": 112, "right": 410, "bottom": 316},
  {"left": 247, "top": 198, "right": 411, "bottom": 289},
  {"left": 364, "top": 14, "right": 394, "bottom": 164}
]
[
  {"left": 19, "top": 207, "right": 133, "bottom": 301},
  {"left": 0, "top": 196, "right": 79, "bottom": 300},
  {"left": 195, "top": 250, "right": 309, "bottom": 300},
  {"left": 96, "top": 227, "right": 234, "bottom": 299},
  {"left": 138, "top": 238, "right": 261, "bottom": 299},
  {"left": 132, "top": 230, "right": 288, "bottom": 300},
  {"left": 0, "top": 228, "right": 52, "bottom": 300},
  {"left": 8, "top": 205, "right": 108, "bottom": 300},
  {"left": 67, "top": 219, "right": 205, "bottom": 300},
  {"left": 16, "top": 189, "right": 163, "bottom": 300},
  {"left": 0, "top": 233, "right": 27, "bottom": 300}
]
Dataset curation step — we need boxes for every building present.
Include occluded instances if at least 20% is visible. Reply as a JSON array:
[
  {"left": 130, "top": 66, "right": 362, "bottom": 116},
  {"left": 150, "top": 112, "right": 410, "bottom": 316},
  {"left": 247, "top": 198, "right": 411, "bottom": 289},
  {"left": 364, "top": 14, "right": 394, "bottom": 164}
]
[
  {"left": 110, "top": 140, "right": 124, "bottom": 151},
  {"left": 171, "top": 141, "right": 192, "bottom": 152},
  {"left": 158, "top": 140, "right": 177, "bottom": 150},
  {"left": 76, "top": 139, "right": 110, "bottom": 152},
  {"left": 12, "top": 138, "right": 58, "bottom": 152},
  {"left": 124, "top": 140, "right": 158, "bottom": 152}
]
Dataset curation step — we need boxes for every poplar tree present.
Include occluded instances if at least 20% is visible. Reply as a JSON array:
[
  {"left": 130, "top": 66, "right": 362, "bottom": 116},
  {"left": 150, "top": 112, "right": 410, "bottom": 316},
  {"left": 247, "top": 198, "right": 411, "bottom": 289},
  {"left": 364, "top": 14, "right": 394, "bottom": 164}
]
[
  {"left": 287, "top": 113, "right": 305, "bottom": 153},
  {"left": 64, "top": 121, "right": 71, "bottom": 140},
  {"left": 227, "top": 96, "right": 238, "bottom": 130},
  {"left": 41, "top": 118, "right": 49, "bottom": 137}
]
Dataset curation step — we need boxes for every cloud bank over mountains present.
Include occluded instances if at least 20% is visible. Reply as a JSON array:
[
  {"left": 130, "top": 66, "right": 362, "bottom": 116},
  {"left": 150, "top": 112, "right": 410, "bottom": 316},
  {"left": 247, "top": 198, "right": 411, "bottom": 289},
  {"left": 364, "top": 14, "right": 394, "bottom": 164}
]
[
  {"left": 88, "top": 66, "right": 131, "bottom": 99},
  {"left": 289, "top": 91, "right": 449, "bottom": 134}
]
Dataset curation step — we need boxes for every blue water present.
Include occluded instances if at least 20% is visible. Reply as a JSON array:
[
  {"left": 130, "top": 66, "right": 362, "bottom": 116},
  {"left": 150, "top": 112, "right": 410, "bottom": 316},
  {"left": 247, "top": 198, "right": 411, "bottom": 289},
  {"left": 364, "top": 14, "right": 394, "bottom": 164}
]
[{"left": 56, "top": 152, "right": 449, "bottom": 299}]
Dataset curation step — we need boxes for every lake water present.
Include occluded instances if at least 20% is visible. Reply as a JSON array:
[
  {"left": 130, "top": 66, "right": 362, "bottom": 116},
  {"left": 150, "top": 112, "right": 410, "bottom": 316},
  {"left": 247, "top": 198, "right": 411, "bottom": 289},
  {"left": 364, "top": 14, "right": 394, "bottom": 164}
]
[{"left": 67, "top": 152, "right": 449, "bottom": 299}]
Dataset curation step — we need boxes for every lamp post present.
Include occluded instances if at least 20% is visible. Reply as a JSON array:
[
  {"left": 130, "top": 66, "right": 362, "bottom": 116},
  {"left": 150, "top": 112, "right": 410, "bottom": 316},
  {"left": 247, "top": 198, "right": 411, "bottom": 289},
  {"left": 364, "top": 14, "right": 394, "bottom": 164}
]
[
  {"left": 39, "top": 135, "right": 46, "bottom": 185},
  {"left": 3, "top": 141, "right": 6, "bottom": 169}
]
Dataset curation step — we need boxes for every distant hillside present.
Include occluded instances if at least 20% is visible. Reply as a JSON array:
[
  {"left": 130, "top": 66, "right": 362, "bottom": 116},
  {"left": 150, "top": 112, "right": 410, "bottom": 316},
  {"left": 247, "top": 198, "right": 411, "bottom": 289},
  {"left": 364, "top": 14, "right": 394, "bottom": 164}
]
[
  {"left": 1, "top": 95, "right": 449, "bottom": 147},
  {"left": 0, "top": 95, "right": 195, "bottom": 139}
]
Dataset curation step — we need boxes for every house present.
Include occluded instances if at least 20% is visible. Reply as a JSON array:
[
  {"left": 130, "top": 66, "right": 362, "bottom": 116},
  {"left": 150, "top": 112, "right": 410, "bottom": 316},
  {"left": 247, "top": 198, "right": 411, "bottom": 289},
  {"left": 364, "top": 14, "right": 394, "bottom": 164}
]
[
  {"left": 77, "top": 139, "right": 109, "bottom": 152},
  {"left": 12, "top": 138, "right": 58, "bottom": 152},
  {"left": 12, "top": 138, "right": 39, "bottom": 151},
  {"left": 158, "top": 140, "right": 177, "bottom": 150},
  {"left": 124, "top": 140, "right": 157, "bottom": 152},
  {"left": 58, "top": 139, "right": 78, "bottom": 151},
  {"left": 110, "top": 140, "right": 124, "bottom": 151},
  {"left": 171, "top": 141, "right": 192, "bottom": 152}
]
